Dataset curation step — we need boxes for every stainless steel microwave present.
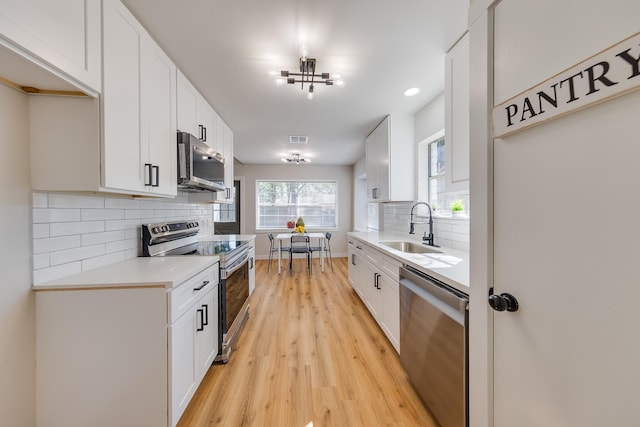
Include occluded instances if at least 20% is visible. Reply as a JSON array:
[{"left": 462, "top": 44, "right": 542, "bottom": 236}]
[{"left": 177, "top": 132, "right": 225, "bottom": 192}]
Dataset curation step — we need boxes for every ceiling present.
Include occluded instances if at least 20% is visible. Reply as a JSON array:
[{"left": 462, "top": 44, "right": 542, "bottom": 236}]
[{"left": 122, "top": 0, "right": 468, "bottom": 166}]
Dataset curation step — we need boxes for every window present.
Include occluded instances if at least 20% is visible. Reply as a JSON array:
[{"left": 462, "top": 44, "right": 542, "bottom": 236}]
[
  {"left": 257, "top": 180, "right": 337, "bottom": 229},
  {"left": 428, "top": 137, "right": 446, "bottom": 210},
  {"left": 213, "top": 200, "right": 235, "bottom": 223}
]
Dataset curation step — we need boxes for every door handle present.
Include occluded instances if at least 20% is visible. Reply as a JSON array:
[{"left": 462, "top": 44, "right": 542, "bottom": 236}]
[
  {"left": 144, "top": 163, "right": 152, "bottom": 186},
  {"left": 202, "top": 304, "right": 208, "bottom": 326},
  {"left": 488, "top": 288, "right": 519, "bottom": 312},
  {"left": 196, "top": 308, "right": 204, "bottom": 331},
  {"left": 152, "top": 165, "right": 159, "bottom": 187}
]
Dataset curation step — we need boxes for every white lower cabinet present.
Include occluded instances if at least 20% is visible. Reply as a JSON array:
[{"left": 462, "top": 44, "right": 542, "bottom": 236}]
[
  {"left": 35, "top": 263, "right": 219, "bottom": 427},
  {"left": 170, "top": 282, "right": 218, "bottom": 426},
  {"left": 347, "top": 238, "right": 401, "bottom": 352}
]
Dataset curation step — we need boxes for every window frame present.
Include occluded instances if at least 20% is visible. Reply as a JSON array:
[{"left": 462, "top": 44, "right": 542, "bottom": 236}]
[
  {"left": 255, "top": 179, "right": 339, "bottom": 231},
  {"left": 417, "top": 129, "right": 445, "bottom": 205}
]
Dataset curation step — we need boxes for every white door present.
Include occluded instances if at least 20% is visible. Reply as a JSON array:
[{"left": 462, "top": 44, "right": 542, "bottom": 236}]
[{"left": 491, "top": 1, "right": 640, "bottom": 425}]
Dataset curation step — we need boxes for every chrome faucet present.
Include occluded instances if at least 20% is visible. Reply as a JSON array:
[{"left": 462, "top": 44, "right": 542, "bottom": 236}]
[{"left": 409, "top": 202, "right": 439, "bottom": 247}]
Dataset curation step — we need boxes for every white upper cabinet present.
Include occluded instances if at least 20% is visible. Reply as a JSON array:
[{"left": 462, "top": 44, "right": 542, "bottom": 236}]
[
  {"left": 30, "top": 0, "right": 177, "bottom": 197},
  {"left": 140, "top": 29, "right": 178, "bottom": 195},
  {"left": 177, "top": 71, "right": 199, "bottom": 136},
  {"left": 445, "top": 32, "right": 470, "bottom": 193},
  {"left": 101, "top": 0, "right": 177, "bottom": 196},
  {"left": 177, "top": 70, "right": 220, "bottom": 153},
  {"left": 216, "top": 118, "right": 234, "bottom": 203},
  {"left": 366, "top": 114, "right": 415, "bottom": 202},
  {"left": 0, "top": 0, "right": 101, "bottom": 94}
]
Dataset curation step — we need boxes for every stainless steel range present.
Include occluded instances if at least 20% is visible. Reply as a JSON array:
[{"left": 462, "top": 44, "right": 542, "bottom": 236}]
[{"left": 142, "top": 220, "right": 251, "bottom": 363}]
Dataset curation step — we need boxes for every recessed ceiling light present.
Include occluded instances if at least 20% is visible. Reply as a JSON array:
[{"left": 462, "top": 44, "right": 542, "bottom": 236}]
[{"left": 404, "top": 87, "right": 420, "bottom": 97}]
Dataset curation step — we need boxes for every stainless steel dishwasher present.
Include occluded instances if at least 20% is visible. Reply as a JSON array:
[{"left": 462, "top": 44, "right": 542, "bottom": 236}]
[{"left": 399, "top": 265, "right": 468, "bottom": 427}]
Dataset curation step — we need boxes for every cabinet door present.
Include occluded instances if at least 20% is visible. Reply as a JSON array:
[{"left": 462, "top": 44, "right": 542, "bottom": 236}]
[
  {"left": 169, "top": 306, "right": 197, "bottom": 427},
  {"left": 445, "top": 32, "right": 470, "bottom": 192},
  {"left": 177, "top": 70, "right": 199, "bottom": 136},
  {"left": 0, "top": 0, "right": 101, "bottom": 92},
  {"left": 195, "top": 287, "right": 218, "bottom": 382},
  {"left": 197, "top": 96, "right": 215, "bottom": 146},
  {"left": 217, "top": 121, "right": 234, "bottom": 203},
  {"left": 348, "top": 243, "right": 356, "bottom": 287},
  {"left": 360, "top": 259, "right": 382, "bottom": 319},
  {"left": 102, "top": 0, "right": 144, "bottom": 192},
  {"left": 366, "top": 116, "right": 390, "bottom": 202},
  {"left": 141, "top": 33, "right": 177, "bottom": 196},
  {"left": 380, "top": 272, "right": 400, "bottom": 352}
]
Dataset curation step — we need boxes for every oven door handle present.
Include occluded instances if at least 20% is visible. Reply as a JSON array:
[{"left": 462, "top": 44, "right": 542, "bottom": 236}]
[{"left": 224, "top": 253, "right": 249, "bottom": 276}]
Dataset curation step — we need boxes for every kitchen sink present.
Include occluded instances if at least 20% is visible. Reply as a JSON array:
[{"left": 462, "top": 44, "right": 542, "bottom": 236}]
[{"left": 380, "top": 241, "right": 442, "bottom": 254}]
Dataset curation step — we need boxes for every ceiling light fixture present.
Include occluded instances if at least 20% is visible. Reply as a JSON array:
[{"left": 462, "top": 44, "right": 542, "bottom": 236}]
[
  {"left": 281, "top": 153, "right": 310, "bottom": 165},
  {"left": 404, "top": 87, "right": 420, "bottom": 96},
  {"left": 276, "top": 46, "right": 344, "bottom": 99}
]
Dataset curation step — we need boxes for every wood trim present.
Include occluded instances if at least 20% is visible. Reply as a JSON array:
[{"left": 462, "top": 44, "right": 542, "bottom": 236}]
[{"left": 0, "top": 76, "right": 87, "bottom": 97}]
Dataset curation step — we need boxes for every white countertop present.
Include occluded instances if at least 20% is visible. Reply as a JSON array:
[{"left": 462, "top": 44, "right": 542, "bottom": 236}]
[
  {"left": 348, "top": 231, "right": 469, "bottom": 293},
  {"left": 32, "top": 256, "right": 219, "bottom": 291}
]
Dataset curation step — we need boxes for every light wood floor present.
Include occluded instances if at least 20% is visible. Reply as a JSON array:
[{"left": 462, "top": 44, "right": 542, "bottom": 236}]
[{"left": 177, "top": 258, "right": 437, "bottom": 427}]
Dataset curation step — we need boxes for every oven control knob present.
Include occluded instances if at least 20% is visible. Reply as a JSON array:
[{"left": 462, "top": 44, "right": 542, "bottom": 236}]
[
  {"left": 194, "top": 221, "right": 198, "bottom": 228},
  {"left": 153, "top": 227, "right": 159, "bottom": 233}
]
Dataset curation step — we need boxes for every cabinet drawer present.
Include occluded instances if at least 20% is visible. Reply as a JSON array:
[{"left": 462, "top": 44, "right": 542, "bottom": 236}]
[
  {"left": 381, "top": 255, "right": 402, "bottom": 281},
  {"left": 352, "top": 240, "right": 365, "bottom": 255},
  {"left": 364, "top": 245, "right": 382, "bottom": 265},
  {"left": 169, "top": 264, "right": 218, "bottom": 323}
]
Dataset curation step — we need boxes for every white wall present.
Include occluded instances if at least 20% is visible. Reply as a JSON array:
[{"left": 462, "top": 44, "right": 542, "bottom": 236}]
[
  {"left": 234, "top": 163, "right": 353, "bottom": 259},
  {"left": 414, "top": 92, "right": 445, "bottom": 142},
  {"left": 0, "top": 85, "right": 35, "bottom": 426}
]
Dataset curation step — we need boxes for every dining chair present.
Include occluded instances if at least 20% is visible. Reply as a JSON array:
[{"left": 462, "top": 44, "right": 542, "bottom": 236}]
[
  {"left": 267, "top": 233, "right": 289, "bottom": 272},
  {"left": 309, "top": 232, "right": 334, "bottom": 272},
  {"left": 289, "top": 234, "right": 311, "bottom": 274}
]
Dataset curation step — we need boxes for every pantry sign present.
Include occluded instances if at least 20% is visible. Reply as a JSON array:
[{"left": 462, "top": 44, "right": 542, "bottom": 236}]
[{"left": 494, "top": 32, "right": 640, "bottom": 138}]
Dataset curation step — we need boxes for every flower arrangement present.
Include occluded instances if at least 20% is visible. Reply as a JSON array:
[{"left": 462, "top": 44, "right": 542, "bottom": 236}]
[{"left": 294, "top": 216, "right": 305, "bottom": 233}]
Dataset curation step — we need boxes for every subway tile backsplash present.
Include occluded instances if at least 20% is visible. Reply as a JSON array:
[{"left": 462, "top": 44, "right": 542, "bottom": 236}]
[
  {"left": 383, "top": 202, "right": 470, "bottom": 251},
  {"left": 32, "top": 192, "right": 214, "bottom": 285}
]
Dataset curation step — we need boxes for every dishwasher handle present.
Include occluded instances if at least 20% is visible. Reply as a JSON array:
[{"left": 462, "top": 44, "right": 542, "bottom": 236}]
[{"left": 400, "top": 266, "right": 467, "bottom": 312}]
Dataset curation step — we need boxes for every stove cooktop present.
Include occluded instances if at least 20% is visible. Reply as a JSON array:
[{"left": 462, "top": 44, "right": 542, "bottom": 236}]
[{"left": 160, "top": 240, "right": 250, "bottom": 257}]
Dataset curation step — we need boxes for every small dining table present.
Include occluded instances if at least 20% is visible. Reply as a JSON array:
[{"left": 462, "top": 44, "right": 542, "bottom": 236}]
[{"left": 275, "top": 232, "right": 326, "bottom": 274}]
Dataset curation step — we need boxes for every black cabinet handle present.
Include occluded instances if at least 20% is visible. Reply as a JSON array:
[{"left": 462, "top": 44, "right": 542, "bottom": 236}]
[
  {"left": 198, "top": 124, "right": 204, "bottom": 140},
  {"left": 203, "top": 126, "right": 207, "bottom": 142},
  {"left": 193, "top": 280, "right": 209, "bottom": 291},
  {"left": 250, "top": 257, "right": 254, "bottom": 269},
  {"left": 202, "top": 304, "right": 208, "bottom": 326},
  {"left": 196, "top": 308, "right": 204, "bottom": 331},
  {"left": 152, "top": 165, "right": 159, "bottom": 187},
  {"left": 488, "top": 288, "right": 519, "bottom": 312},
  {"left": 144, "top": 163, "right": 152, "bottom": 186},
  {"left": 351, "top": 254, "right": 356, "bottom": 265}
]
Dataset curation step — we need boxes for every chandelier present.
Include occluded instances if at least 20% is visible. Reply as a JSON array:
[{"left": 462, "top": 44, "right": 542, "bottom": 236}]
[
  {"left": 281, "top": 153, "right": 310, "bottom": 164},
  {"left": 275, "top": 46, "right": 344, "bottom": 100}
]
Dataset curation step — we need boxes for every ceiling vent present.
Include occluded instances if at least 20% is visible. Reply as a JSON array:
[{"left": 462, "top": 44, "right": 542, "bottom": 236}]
[{"left": 289, "top": 135, "right": 308, "bottom": 144}]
